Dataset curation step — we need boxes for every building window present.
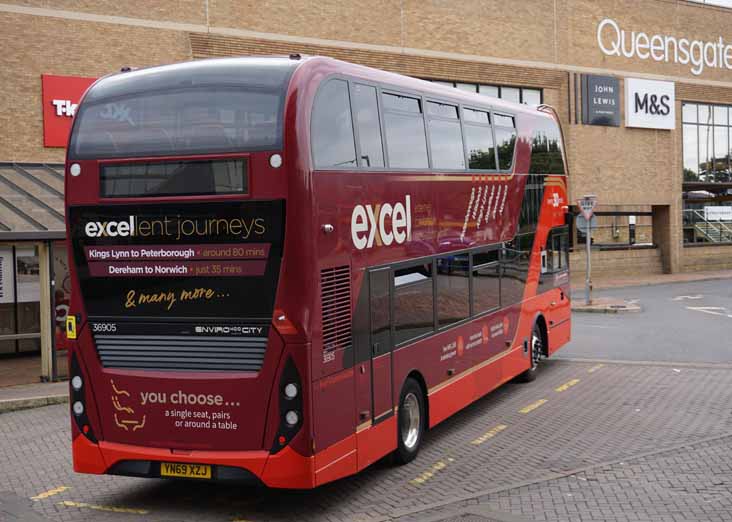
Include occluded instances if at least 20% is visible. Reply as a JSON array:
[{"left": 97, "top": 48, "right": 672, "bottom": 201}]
[
  {"left": 682, "top": 102, "right": 732, "bottom": 244},
  {"left": 428, "top": 80, "right": 543, "bottom": 106},
  {"left": 575, "top": 207, "right": 654, "bottom": 249}
]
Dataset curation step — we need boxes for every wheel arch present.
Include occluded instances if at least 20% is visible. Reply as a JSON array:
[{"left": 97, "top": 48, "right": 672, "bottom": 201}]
[{"left": 533, "top": 313, "right": 549, "bottom": 357}]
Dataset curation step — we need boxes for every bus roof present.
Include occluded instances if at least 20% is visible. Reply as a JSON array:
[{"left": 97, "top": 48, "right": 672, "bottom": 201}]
[
  {"left": 82, "top": 56, "right": 299, "bottom": 104},
  {"left": 86, "top": 55, "right": 556, "bottom": 124}
]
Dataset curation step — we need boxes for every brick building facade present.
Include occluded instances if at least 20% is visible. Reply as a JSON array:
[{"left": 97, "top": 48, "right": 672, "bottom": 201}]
[{"left": 1, "top": 1, "right": 732, "bottom": 375}]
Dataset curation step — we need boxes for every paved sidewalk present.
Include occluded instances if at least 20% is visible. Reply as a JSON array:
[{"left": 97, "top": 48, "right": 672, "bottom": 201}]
[
  {"left": 0, "top": 381, "right": 67, "bottom": 414},
  {"left": 570, "top": 268, "right": 732, "bottom": 292}
]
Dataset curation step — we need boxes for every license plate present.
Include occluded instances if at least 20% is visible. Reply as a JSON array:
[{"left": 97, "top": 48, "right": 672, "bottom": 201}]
[{"left": 160, "top": 462, "right": 211, "bottom": 479}]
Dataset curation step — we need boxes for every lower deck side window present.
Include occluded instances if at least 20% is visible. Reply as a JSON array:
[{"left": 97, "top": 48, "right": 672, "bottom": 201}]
[
  {"left": 436, "top": 255, "right": 469, "bottom": 326},
  {"left": 393, "top": 264, "right": 433, "bottom": 345}
]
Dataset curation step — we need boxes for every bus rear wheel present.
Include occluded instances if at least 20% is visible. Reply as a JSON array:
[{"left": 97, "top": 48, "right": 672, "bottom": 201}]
[
  {"left": 393, "top": 378, "right": 424, "bottom": 465},
  {"left": 517, "top": 323, "right": 543, "bottom": 383}
]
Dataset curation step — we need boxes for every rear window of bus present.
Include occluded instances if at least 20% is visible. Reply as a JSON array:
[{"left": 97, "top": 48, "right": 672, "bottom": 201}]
[{"left": 69, "top": 60, "right": 296, "bottom": 159}]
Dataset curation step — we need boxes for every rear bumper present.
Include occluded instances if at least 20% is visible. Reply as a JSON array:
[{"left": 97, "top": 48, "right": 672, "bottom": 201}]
[{"left": 72, "top": 434, "right": 316, "bottom": 489}]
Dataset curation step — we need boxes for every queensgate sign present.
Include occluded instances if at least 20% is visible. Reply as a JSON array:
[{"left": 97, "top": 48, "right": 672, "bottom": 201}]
[{"left": 597, "top": 18, "right": 732, "bottom": 77}]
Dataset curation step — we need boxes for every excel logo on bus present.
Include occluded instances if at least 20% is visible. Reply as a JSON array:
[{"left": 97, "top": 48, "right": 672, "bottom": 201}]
[
  {"left": 85, "top": 217, "right": 135, "bottom": 237},
  {"left": 350, "top": 195, "right": 412, "bottom": 250}
]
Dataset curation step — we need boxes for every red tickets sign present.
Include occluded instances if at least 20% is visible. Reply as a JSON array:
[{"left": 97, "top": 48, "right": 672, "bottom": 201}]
[{"left": 41, "top": 74, "right": 96, "bottom": 148}]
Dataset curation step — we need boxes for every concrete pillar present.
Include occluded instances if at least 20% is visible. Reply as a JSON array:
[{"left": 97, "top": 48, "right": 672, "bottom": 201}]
[
  {"left": 652, "top": 204, "right": 680, "bottom": 274},
  {"left": 38, "top": 241, "right": 53, "bottom": 381}
]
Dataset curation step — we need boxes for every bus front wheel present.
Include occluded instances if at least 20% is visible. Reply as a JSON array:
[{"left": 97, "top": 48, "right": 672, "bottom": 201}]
[{"left": 393, "top": 378, "right": 425, "bottom": 465}]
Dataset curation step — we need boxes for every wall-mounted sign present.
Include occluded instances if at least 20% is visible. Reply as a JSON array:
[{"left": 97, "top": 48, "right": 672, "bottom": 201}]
[
  {"left": 704, "top": 206, "right": 732, "bottom": 222},
  {"left": 581, "top": 75, "right": 620, "bottom": 126},
  {"left": 597, "top": 18, "right": 732, "bottom": 77},
  {"left": 625, "top": 78, "right": 675, "bottom": 130},
  {"left": 41, "top": 74, "right": 96, "bottom": 148}
]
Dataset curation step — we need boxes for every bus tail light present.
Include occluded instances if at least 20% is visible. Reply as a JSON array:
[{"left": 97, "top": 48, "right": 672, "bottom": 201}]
[
  {"left": 271, "top": 357, "right": 302, "bottom": 453},
  {"left": 70, "top": 353, "right": 97, "bottom": 443}
]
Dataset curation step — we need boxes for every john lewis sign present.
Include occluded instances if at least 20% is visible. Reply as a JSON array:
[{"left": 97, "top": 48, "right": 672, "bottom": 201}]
[
  {"left": 625, "top": 78, "right": 675, "bottom": 130},
  {"left": 581, "top": 75, "right": 620, "bottom": 127}
]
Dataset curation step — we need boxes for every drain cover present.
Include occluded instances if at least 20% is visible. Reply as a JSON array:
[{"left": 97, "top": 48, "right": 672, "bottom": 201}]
[{"left": 436, "top": 515, "right": 499, "bottom": 522}]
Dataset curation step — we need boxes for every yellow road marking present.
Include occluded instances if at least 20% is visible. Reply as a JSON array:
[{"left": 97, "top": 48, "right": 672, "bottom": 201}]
[
  {"left": 471, "top": 424, "right": 508, "bottom": 445},
  {"left": 555, "top": 379, "right": 580, "bottom": 392},
  {"left": 588, "top": 364, "right": 605, "bottom": 373},
  {"left": 31, "top": 486, "right": 69, "bottom": 501},
  {"left": 519, "top": 399, "right": 547, "bottom": 414},
  {"left": 58, "top": 500, "right": 149, "bottom": 515},
  {"left": 409, "top": 457, "right": 455, "bottom": 485}
]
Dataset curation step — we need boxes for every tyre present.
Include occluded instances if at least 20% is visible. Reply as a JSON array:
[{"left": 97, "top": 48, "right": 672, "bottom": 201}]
[
  {"left": 517, "top": 323, "right": 543, "bottom": 383},
  {"left": 393, "top": 378, "right": 425, "bottom": 465}
]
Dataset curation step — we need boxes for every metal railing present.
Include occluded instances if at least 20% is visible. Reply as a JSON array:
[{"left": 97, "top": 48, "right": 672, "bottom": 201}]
[{"left": 683, "top": 209, "right": 732, "bottom": 243}]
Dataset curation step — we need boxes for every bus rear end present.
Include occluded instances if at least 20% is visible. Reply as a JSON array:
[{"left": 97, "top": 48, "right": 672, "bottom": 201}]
[{"left": 64, "top": 58, "right": 315, "bottom": 487}]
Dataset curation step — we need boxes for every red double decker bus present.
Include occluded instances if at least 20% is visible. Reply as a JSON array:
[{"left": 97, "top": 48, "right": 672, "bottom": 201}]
[{"left": 64, "top": 55, "right": 570, "bottom": 488}]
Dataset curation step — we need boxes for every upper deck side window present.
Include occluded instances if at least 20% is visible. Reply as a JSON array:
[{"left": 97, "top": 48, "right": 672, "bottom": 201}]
[
  {"left": 310, "top": 74, "right": 528, "bottom": 174},
  {"left": 529, "top": 117, "right": 566, "bottom": 175},
  {"left": 493, "top": 114, "right": 517, "bottom": 171},
  {"left": 462, "top": 107, "right": 497, "bottom": 171},
  {"left": 352, "top": 83, "right": 385, "bottom": 168},
  {"left": 426, "top": 101, "right": 465, "bottom": 170},
  {"left": 312, "top": 79, "right": 357, "bottom": 169},
  {"left": 382, "top": 92, "right": 429, "bottom": 169}
]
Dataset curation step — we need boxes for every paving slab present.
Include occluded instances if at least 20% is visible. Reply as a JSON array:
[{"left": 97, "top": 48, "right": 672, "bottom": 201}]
[
  {"left": 3, "top": 360, "right": 732, "bottom": 521},
  {"left": 0, "top": 381, "right": 68, "bottom": 414}
]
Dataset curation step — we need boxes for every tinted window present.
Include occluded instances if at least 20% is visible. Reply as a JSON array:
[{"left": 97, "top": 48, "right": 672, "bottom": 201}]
[
  {"left": 352, "top": 84, "right": 384, "bottom": 168},
  {"left": 529, "top": 120, "right": 565, "bottom": 174},
  {"left": 464, "top": 108, "right": 490, "bottom": 124},
  {"left": 518, "top": 174, "right": 545, "bottom": 234},
  {"left": 473, "top": 262, "right": 500, "bottom": 313},
  {"left": 464, "top": 124, "right": 496, "bottom": 170},
  {"left": 383, "top": 94, "right": 429, "bottom": 169},
  {"left": 370, "top": 270, "right": 391, "bottom": 337},
  {"left": 502, "top": 234, "right": 533, "bottom": 306},
  {"left": 383, "top": 93, "right": 421, "bottom": 113},
  {"left": 70, "top": 60, "right": 295, "bottom": 159},
  {"left": 494, "top": 114, "right": 515, "bottom": 127},
  {"left": 546, "top": 227, "right": 569, "bottom": 273},
  {"left": 312, "top": 80, "right": 357, "bottom": 168},
  {"left": 428, "top": 119, "right": 465, "bottom": 169},
  {"left": 436, "top": 255, "right": 469, "bottom": 326},
  {"left": 495, "top": 128, "right": 517, "bottom": 170},
  {"left": 394, "top": 264, "right": 433, "bottom": 344},
  {"left": 472, "top": 249, "right": 500, "bottom": 314},
  {"left": 427, "top": 102, "right": 459, "bottom": 119},
  {"left": 100, "top": 159, "right": 246, "bottom": 198}
]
